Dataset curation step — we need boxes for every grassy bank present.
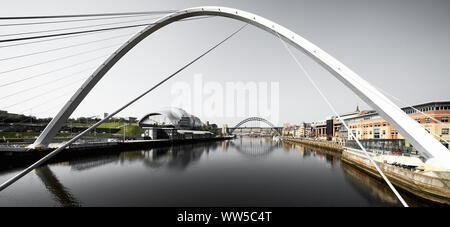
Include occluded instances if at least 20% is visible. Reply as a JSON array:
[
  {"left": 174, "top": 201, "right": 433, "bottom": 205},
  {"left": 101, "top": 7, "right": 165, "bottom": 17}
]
[{"left": 65, "top": 122, "right": 125, "bottom": 128}]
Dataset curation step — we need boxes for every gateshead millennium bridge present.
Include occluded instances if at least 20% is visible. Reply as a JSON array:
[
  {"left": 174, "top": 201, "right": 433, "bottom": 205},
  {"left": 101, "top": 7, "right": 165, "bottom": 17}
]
[
  {"left": 24, "top": 6, "right": 450, "bottom": 171},
  {"left": 1, "top": 6, "right": 449, "bottom": 206}
]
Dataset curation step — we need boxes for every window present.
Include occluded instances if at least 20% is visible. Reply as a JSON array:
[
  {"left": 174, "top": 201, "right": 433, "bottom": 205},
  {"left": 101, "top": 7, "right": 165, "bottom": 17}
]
[
  {"left": 391, "top": 130, "right": 394, "bottom": 135},
  {"left": 416, "top": 118, "right": 421, "bottom": 123},
  {"left": 382, "top": 130, "right": 386, "bottom": 135},
  {"left": 443, "top": 128, "right": 449, "bottom": 135},
  {"left": 442, "top": 117, "right": 448, "bottom": 123},
  {"left": 374, "top": 128, "right": 380, "bottom": 138},
  {"left": 369, "top": 123, "right": 372, "bottom": 127},
  {"left": 425, "top": 118, "right": 430, "bottom": 123},
  {"left": 383, "top": 122, "right": 386, "bottom": 126}
]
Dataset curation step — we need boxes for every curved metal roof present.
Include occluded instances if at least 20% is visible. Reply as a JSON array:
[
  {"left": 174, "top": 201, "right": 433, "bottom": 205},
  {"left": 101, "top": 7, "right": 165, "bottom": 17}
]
[{"left": 138, "top": 107, "right": 203, "bottom": 129}]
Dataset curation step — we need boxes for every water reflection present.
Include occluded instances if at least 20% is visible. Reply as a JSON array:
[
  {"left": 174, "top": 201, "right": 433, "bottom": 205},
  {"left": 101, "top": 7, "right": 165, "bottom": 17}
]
[
  {"left": 34, "top": 166, "right": 80, "bottom": 207},
  {"left": 284, "top": 140, "right": 340, "bottom": 166},
  {"left": 69, "top": 156, "right": 119, "bottom": 171},
  {"left": 229, "top": 137, "right": 280, "bottom": 158},
  {"left": 0, "top": 137, "right": 430, "bottom": 206},
  {"left": 118, "top": 143, "right": 210, "bottom": 171},
  {"left": 340, "top": 162, "right": 400, "bottom": 206},
  {"left": 281, "top": 140, "right": 432, "bottom": 206}
]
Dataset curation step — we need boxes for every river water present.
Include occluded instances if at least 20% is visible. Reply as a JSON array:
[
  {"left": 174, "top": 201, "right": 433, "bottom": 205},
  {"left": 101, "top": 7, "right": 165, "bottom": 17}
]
[{"left": 0, "top": 137, "right": 427, "bottom": 206}]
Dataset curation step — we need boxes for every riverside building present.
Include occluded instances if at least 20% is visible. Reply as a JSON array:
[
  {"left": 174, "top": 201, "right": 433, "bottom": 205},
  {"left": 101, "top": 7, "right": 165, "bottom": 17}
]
[
  {"left": 342, "top": 101, "right": 450, "bottom": 153},
  {"left": 283, "top": 101, "right": 450, "bottom": 153}
]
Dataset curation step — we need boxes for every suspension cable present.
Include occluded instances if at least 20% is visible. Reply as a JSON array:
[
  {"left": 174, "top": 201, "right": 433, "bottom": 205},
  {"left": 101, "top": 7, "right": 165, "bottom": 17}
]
[
  {"left": 0, "top": 15, "right": 163, "bottom": 38},
  {"left": 0, "top": 54, "right": 108, "bottom": 88},
  {"left": 0, "top": 67, "right": 95, "bottom": 101},
  {"left": 0, "top": 10, "right": 176, "bottom": 20},
  {"left": 0, "top": 14, "right": 163, "bottom": 27},
  {"left": 0, "top": 16, "right": 212, "bottom": 44},
  {"left": 0, "top": 33, "right": 134, "bottom": 62},
  {"left": 0, "top": 42, "right": 121, "bottom": 77},
  {"left": 0, "top": 28, "right": 138, "bottom": 49},
  {"left": 19, "top": 88, "right": 82, "bottom": 114},
  {"left": 1, "top": 77, "right": 88, "bottom": 110},
  {"left": 0, "top": 22, "right": 152, "bottom": 43},
  {"left": 0, "top": 23, "right": 247, "bottom": 192},
  {"left": 274, "top": 32, "right": 409, "bottom": 207}
]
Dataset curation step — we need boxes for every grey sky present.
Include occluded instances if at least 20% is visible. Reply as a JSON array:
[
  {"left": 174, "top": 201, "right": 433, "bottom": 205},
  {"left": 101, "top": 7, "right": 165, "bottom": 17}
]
[{"left": 0, "top": 0, "right": 449, "bottom": 127}]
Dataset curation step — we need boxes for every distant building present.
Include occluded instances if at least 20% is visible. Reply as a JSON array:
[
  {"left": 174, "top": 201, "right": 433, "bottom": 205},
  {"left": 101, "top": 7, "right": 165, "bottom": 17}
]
[
  {"left": 294, "top": 122, "right": 312, "bottom": 138},
  {"left": 312, "top": 120, "right": 327, "bottom": 139},
  {"left": 282, "top": 123, "right": 296, "bottom": 136},
  {"left": 222, "top": 124, "right": 228, "bottom": 135},
  {"left": 138, "top": 107, "right": 211, "bottom": 140},
  {"left": 126, "top": 117, "right": 137, "bottom": 123}
]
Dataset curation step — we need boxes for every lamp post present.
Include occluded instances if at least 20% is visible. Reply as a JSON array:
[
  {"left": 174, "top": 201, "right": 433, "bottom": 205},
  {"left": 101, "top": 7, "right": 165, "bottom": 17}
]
[
  {"left": 87, "top": 115, "right": 100, "bottom": 140},
  {"left": 117, "top": 123, "right": 129, "bottom": 142}
]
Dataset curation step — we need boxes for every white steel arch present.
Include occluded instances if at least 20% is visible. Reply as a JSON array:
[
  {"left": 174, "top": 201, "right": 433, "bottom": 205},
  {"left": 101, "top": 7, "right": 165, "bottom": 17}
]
[{"left": 30, "top": 6, "right": 450, "bottom": 170}]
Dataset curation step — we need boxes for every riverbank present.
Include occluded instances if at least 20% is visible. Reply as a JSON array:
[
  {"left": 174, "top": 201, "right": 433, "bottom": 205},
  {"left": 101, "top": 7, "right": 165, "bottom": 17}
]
[
  {"left": 282, "top": 137, "right": 343, "bottom": 153},
  {"left": 282, "top": 137, "right": 450, "bottom": 206},
  {"left": 342, "top": 147, "right": 450, "bottom": 205}
]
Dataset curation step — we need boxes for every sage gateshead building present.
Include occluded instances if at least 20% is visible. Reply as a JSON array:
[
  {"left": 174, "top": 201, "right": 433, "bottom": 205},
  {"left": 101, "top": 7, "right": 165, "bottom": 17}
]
[{"left": 137, "top": 107, "right": 213, "bottom": 140}]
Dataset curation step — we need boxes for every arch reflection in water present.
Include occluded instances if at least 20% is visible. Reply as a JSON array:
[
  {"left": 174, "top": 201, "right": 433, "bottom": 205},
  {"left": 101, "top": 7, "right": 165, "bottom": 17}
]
[
  {"left": 229, "top": 137, "right": 280, "bottom": 158},
  {"left": 34, "top": 166, "right": 80, "bottom": 207}
]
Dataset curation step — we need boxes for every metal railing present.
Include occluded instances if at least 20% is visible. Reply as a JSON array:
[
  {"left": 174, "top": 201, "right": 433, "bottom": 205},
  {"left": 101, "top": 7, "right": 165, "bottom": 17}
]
[
  {"left": 344, "top": 139, "right": 418, "bottom": 156},
  {"left": 283, "top": 136, "right": 419, "bottom": 156}
]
